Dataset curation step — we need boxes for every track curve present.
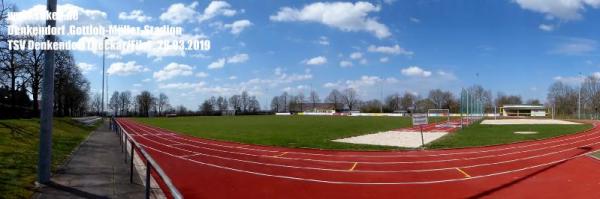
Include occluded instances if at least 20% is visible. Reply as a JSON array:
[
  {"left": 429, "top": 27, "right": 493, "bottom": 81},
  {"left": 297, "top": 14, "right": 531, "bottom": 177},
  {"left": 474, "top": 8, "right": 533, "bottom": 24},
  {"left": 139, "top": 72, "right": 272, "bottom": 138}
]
[{"left": 117, "top": 118, "right": 600, "bottom": 199}]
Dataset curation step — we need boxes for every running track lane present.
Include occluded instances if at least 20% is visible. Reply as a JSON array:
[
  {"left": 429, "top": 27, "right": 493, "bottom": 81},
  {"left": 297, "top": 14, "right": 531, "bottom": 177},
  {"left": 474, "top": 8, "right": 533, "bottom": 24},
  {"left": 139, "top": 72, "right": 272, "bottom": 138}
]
[{"left": 117, "top": 119, "right": 600, "bottom": 199}]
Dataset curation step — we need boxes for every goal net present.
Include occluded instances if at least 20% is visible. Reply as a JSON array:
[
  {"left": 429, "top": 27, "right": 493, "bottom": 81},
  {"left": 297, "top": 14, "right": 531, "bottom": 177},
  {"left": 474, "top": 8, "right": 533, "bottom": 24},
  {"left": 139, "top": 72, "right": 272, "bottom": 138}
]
[{"left": 427, "top": 109, "right": 450, "bottom": 123}]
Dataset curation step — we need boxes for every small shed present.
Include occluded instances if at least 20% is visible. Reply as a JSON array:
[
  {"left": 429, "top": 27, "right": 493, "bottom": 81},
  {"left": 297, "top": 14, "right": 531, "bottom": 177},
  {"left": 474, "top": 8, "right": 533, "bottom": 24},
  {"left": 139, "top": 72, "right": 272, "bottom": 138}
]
[{"left": 500, "top": 104, "right": 546, "bottom": 117}]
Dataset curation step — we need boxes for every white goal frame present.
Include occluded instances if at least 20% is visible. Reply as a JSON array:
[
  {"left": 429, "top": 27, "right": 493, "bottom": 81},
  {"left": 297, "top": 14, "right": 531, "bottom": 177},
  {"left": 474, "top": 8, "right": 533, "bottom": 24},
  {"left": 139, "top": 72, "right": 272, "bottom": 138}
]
[{"left": 427, "top": 109, "right": 450, "bottom": 123}]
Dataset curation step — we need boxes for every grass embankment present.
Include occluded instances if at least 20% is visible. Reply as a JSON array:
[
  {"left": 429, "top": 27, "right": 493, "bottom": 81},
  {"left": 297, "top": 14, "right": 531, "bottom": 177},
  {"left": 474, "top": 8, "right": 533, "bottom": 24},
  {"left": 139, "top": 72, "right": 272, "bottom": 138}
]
[
  {"left": 0, "top": 118, "right": 100, "bottom": 198},
  {"left": 427, "top": 121, "right": 593, "bottom": 149}
]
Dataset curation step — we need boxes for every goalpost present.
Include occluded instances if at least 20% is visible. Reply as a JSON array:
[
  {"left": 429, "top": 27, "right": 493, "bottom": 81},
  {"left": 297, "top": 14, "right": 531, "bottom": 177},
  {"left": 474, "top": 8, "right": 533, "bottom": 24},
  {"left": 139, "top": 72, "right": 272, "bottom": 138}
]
[{"left": 427, "top": 109, "right": 450, "bottom": 124}]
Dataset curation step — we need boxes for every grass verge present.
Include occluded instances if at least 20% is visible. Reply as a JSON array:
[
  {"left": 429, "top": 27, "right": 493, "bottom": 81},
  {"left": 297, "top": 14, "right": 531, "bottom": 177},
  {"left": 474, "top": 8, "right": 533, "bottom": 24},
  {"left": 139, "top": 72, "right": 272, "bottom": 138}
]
[
  {"left": 0, "top": 118, "right": 100, "bottom": 198},
  {"left": 427, "top": 121, "right": 592, "bottom": 149}
]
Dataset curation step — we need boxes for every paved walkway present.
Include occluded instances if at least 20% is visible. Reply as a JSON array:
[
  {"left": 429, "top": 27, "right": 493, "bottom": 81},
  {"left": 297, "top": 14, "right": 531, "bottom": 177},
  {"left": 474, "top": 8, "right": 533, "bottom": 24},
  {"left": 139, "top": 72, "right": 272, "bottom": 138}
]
[{"left": 33, "top": 121, "right": 145, "bottom": 199}]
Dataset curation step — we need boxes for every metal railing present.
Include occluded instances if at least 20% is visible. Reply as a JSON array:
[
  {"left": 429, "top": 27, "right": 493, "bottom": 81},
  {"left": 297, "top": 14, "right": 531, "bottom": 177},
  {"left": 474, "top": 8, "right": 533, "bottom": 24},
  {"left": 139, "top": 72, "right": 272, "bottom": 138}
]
[{"left": 109, "top": 118, "right": 183, "bottom": 199}]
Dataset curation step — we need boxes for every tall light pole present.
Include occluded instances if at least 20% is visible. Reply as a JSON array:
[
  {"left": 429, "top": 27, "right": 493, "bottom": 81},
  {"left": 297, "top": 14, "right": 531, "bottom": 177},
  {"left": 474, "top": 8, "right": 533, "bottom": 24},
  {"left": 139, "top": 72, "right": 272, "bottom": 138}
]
[
  {"left": 101, "top": 37, "right": 107, "bottom": 116},
  {"left": 380, "top": 82, "right": 383, "bottom": 113},
  {"left": 578, "top": 72, "right": 582, "bottom": 119},
  {"left": 38, "top": 0, "right": 56, "bottom": 184}
]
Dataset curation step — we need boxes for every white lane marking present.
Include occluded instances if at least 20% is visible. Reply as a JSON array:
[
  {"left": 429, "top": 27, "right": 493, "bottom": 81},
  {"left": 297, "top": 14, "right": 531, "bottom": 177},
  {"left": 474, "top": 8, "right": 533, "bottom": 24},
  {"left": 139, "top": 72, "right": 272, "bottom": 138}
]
[
  {"left": 130, "top": 122, "right": 600, "bottom": 165},
  {"left": 125, "top": 122, "right": 600, "bottom": 173},
  {"left": 138, "top": 141, "right": 595, "bottom": 185},
  {"left": 133, "top": 120, "right": 600, "bottom": 158}
]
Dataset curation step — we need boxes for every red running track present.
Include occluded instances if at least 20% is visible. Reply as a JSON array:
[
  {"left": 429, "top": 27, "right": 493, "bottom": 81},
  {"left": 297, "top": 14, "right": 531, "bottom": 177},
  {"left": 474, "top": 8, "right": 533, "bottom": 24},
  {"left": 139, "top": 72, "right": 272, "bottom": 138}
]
[{"left": 117, "top": 118, "right": 600, "bottom": 199}]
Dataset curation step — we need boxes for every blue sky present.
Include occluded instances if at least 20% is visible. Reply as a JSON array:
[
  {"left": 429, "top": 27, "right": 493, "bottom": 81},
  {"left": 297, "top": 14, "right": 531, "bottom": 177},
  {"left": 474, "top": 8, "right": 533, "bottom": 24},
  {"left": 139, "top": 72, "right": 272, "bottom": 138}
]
[{"left": 11, "top": 0, "right": 600, "bottom": 109}]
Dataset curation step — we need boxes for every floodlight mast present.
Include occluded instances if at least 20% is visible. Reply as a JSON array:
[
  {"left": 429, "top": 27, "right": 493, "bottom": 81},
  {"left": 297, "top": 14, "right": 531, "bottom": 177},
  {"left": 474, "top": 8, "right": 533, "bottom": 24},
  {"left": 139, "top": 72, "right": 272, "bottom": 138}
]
[
  {"left": 578, "top": 72, "right": 582, "bottom": 120},
  {"left": 38, "top": 0, "right": 57, "bottom": 184}
]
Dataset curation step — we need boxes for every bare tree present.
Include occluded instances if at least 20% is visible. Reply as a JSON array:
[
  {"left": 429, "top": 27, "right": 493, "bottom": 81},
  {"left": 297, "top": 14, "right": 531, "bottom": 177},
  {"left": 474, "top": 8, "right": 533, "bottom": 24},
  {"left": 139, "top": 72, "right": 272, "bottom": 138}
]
[
  {"left": 136, "top": 91, "right": 155, "bottom": 117},
  {"left": 547, "top": 81, "right": 577, "bottom": 116},
  {"left": 341, "top": 88, "right": 359, "bottom": 111},
  {"left": 271, "top": 96, "right": 280, "bottom": 112},
  {"left": 385, "top": 93, "right": 401, "bottom": 111},
  {"left": 229, "top": 95, "right": 242, "bottom": 111},
  {"left": 108, "top": 91, "right": 120, "bottom": 116},
  {"left": 280, "top": 92, "right": 289, "bottom": 112},
  {"left": 400, "top": 92, "right": 417, "bottom": 113},
  {"left": 119, "top": 91, "right": 132, "bottom": 116},
  {"left": 23, "top": 37, "right": 44, "bottom": 113},
  {"left": 495, "top": 92, "right": 522, "bottom": 107},
  {"left": 325, "top": 89, "right": 342, "bottom": 111},
  {"left": 216, "top": 96, "right": 228, "bottom": 111},
  {"left": 157, "top": 93, "right": 169, "bottom": 116},
  {"left": 90, "top": 93, "right": 102, "bottom": 115},
  {"left": 241, "top": 91, "right": 249, "bottom": 112},
  {"left": 309, "top": 91, "right": 320, "bottom": 110},
  {"left": 297, "top": 92, "right": 305, "bottom": 112},
  {"left": 581, "top": 75, "right": 600, "bottom": 117}
]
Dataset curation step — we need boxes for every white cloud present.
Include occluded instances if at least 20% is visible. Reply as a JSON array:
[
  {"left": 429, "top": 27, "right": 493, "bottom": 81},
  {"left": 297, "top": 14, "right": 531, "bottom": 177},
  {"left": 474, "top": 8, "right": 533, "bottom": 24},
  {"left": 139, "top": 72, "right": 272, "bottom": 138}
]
[
  {"left": 379, "top": 57, "right": 389, "bottom": 63},
  {"left": 153, "top": 62, "right": 193, "bottom": 81},
  {"left": 437, "top": 71, "right": 457, "bottom": 80},
  {"left": 318, "top": 36, "right": 330, "bottom": 45},
  {"left": 340, "top": 61, "right": 353, "bottom": 67},
  {"left": 227, "top": 53, "right": 249, "bottom": 63},
  {"left": 514, "top": 0, "right": 600, "bottom": 20},
  {"left": 107, "top": 61, "right": 147, "bottom": 76},
  {"left": 409, "top": 17, "right": 420, "bottom": 23},
  {"left": 553, "top": 76, "right": 585, "bottom": 84},
  {"left": 208, "top": 58, "right": 226, "bottom": 69},
  {"left": 160, "top": 1, "right": 236, "bottom": 24},
  {"left": 118, "top": 10, "right": 152, "bottom": 22},
  {"left": 195, "top": 72, "right": 209, "bottom": 78},
  {"left": 359, "top": 58, "right": 368, "bottom": 65},
  {"left": 346, "top": 76, "right": 382, "bottom": 89},
  {"left": 159, "top": 82, "right": 206, "bottom": 90},
  {"left": 305, "top": 56, "right": 327, "bottom": 65},
  {"left": 207, "top": 53, "right": 249, "bottom": 69},
  {"left": 323, "top": 81, "right": 341, "bottom": 89},
  {"left": 229, "top": 76, "right": 238, "bottom": 80},
  {"left": 77, "top": 62, "right": 95, "bottom": 74},
  {"left": 270, "top": 1, "right": 391, "bottom": 39},
  {"left": 551, "top": 38, "right": 597, "bottom": 55},
  {"left": 368, "top": 44, "right": 414, "bottom": 56},
  {"left": 159, "top": 2, "right": 199, "bottom": 24},
  {"left": 350, "top": 52, "right": 363, "bottom": 60},
  {"left": 539, "top": 24, "right": 555, "bottom": 31},
  {"left": 401, "top": 66, "right": 432, "bottom": 77},
  {"left": 8, "top": 4, "right": 108, "bottom": 26},
  {"left": 384, "top": 0, "right": 397, "bottom": 4},
  {"left": 142, "top": 78, "right": 152, "bottom": 82},
  {"left": 224, "top": 19, "right": 252, "bottom": 35},
  {"left": 198, "top": 1, "right": 237, "bottom": 22}
]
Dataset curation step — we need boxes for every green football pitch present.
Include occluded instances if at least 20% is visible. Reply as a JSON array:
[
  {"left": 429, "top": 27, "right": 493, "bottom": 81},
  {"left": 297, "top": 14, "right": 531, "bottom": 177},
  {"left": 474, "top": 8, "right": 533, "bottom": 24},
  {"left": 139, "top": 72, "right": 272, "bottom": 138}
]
[{"left": 136, "top": 116, "right": 592, "bottom": 150}]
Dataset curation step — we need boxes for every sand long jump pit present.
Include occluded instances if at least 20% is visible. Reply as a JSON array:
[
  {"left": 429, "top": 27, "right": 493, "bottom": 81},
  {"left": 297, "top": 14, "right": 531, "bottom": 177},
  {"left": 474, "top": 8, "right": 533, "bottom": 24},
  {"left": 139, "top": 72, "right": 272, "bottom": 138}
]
[
  {"left": 481, "top": 119, "right": 581, "bottom": 125},
  {"left": 333, "top": 131, "right": 447, "bottom": 148}
]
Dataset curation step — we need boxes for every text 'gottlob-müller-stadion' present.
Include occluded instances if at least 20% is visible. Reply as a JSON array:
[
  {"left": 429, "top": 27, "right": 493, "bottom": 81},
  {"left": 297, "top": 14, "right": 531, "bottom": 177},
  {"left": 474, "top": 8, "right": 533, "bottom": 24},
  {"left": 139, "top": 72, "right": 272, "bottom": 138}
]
[{"left": 8, "top": 25, "right": 183, "bottom": 37}]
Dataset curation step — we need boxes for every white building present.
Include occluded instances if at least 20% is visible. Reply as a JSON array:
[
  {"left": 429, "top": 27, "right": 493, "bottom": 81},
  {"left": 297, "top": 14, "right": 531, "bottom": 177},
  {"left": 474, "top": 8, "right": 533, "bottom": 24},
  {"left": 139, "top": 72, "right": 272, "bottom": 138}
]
[{"left": 500, "top": 104, "right": 546, "bottom": 117}]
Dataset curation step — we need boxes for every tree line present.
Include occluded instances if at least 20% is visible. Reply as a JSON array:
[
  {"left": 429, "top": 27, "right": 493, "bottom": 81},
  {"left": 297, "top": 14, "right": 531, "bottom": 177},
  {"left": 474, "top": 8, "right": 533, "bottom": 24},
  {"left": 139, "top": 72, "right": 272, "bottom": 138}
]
[
  {"left": 105, "top": 90, "right": 263, "bottom": 117},
  {"left": 547, "top": 76, "right": 600, "bottom": 118},
  {"left": 0, "top": 5, "right": 89, "bottom": 118},
  {"left": 268, "top": 85, "right": 543, "bottom": 114}
]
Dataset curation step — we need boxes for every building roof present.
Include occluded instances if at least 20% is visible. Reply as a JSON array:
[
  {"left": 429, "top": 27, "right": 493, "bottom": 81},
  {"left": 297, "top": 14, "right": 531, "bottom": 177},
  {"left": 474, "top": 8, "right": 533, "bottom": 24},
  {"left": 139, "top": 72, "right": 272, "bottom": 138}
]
[{"left": 500, "top": 104, "right": 545, "bottom": 110}]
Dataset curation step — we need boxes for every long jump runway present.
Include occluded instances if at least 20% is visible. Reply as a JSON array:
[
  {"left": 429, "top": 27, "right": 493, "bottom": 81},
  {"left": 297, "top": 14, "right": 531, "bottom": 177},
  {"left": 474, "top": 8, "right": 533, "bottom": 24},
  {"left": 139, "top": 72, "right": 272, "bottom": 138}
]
[{"left": 116, "top": 119, "right": 600, "bottom": 198}]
